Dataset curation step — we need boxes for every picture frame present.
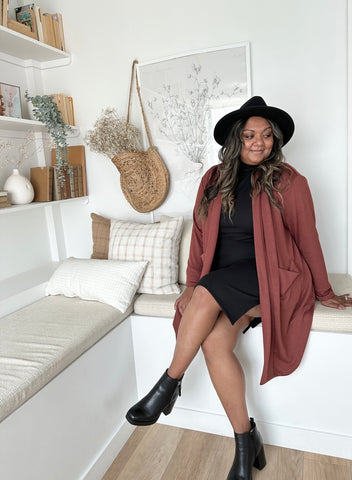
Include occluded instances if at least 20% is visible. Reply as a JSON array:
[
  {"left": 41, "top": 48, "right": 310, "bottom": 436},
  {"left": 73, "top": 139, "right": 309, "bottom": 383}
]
[
  {"left": 137, "top": 43, "right": 251, "bottom": 211},
  {"left": 0, "top": 82, "right": 22, "bottom": 118}
]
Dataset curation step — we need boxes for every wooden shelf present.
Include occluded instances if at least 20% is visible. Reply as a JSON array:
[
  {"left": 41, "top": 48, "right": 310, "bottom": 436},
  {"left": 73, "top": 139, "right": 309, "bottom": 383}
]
[
  {"left": 0, "top": 196, "right": 89, "bottom": 215},
  {"left": 0, "top": 24, "right": 70, "bottom": 66}
]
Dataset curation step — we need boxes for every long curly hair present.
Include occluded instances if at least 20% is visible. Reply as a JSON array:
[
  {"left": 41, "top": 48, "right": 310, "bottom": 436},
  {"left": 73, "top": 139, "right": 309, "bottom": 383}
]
[{"left": 197, "top": 118, "right": 291, "bottom": 219}]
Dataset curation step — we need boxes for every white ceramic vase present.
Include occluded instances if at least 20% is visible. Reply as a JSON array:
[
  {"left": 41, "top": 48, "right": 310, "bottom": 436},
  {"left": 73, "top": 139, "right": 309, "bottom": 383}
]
[{"left": 4, "top": 169, "right": 35, "bottom": 205}]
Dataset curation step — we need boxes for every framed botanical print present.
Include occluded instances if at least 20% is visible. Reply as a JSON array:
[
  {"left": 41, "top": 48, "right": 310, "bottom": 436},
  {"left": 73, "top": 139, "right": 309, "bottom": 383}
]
[{"left": 0, "top": 82, "right": 22, "bottom": 118}]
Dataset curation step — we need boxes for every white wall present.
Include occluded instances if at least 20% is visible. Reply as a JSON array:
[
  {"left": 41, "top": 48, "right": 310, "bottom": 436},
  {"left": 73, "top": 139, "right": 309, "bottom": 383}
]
[{"left": 20, "top": 0, "right": 346, "bottom": 272}]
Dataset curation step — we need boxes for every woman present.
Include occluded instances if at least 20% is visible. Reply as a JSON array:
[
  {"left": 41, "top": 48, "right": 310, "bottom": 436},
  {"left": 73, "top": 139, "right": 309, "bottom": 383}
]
[{"left": 126, "top": 96, "right": 352, "bottom": 480}]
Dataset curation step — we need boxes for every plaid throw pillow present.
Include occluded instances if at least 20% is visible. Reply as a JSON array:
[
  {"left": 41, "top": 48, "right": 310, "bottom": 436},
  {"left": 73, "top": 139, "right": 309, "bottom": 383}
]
[{"left": 91, "top": 213, "right": 184, "bottom": 294}]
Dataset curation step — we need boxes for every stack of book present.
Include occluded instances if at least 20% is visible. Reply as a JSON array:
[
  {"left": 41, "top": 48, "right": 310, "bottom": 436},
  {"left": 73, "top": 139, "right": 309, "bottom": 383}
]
[
  {"left": 30, "top": 166, "right": 53, "bottom": 202},
  {"left": 0, "top": 94, "right": 5, "bottom": 115},
  {"left": 52, "top": 146, "right": 87, "bottom": 198},
  {"left": 52, "top": 94, "right": 75, "bottom": 126},
  {"left": 30, "top": 146, "right": 87, "bottom": 202},
  {"left": 53, "top": 165, "right": 84, "bottom": 201},
  {"left": 0, "top": 191, "right": 11, "bottom": 208},
  {"left": 1, "top": 2, "right": 66, "bottom": 51}
]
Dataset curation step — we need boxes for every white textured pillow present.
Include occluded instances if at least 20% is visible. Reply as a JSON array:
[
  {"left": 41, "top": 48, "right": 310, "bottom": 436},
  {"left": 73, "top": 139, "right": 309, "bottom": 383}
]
[
  {"left": 108, "top": 216, "right": 184, "bottom": 294},
  {"left": 45, "top": 257, "right": 148, "bottom": 313}
]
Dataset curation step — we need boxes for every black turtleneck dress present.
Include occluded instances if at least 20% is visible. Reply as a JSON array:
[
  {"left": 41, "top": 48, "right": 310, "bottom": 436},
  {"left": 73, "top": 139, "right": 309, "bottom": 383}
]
[{"left": 197, "top": 162, "right": 261, "bottom": 328}]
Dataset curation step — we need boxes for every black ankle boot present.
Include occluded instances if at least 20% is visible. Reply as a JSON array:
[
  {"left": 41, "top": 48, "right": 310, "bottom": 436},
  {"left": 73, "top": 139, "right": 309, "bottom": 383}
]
[
  {"left": 226, "top": 418, "right": 266, "bottom": 480},
  {"left": 126, "top": 370, "right": 182, "bottom": 426}
]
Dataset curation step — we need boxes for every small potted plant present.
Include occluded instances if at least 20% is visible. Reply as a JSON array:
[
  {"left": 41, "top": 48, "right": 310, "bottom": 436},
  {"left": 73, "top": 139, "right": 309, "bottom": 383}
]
[{"left": 25, "top": 91, "right": 71, "bottom": 183}]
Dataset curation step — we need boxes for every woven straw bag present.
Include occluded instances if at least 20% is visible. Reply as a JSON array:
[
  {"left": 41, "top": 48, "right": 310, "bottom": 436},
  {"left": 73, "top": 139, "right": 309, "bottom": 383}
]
[{"left": 112, "top": 60, "right": 170, "bottom": 213}]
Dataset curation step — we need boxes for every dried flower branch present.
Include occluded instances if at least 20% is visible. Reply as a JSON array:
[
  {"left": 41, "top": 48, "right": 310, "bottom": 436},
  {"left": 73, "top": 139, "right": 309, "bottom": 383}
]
[
  {"left": 146, "top": 63, "right": 242, "bottom": 172},
  {"left": 0, "top": 131, "right": 43, "bottom": 170},
  {"left": 84, "top": 107, "right": 141, "bottom": 159}
]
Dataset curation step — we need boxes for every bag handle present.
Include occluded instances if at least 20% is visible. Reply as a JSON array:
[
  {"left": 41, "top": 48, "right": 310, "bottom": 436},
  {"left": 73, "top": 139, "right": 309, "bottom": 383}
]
[{"left": 127, "top": 59, "right": 153, "bottom": 148}]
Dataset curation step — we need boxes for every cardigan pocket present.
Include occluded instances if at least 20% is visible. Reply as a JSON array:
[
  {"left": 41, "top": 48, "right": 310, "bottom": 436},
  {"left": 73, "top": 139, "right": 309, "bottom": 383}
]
[{"left": 278, "top": 266, "right": 300, "bottom": 296}]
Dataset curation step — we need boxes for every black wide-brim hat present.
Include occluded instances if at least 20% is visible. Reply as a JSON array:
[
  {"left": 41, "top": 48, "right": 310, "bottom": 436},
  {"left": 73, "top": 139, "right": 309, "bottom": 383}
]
[{"left": 214, "top": 96, "right": 295, "bottom": 146}]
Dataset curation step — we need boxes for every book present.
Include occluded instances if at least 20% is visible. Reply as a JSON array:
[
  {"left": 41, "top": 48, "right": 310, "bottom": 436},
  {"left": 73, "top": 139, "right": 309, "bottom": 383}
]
[
  {"left": 52, "top": 146, "right": 87, "bottom": 196},
  {"left": 0, "top": 190, "right": 11, "bottom": 208},
  {"left": 33, "top": 5, "right": 44, "bottom": 42},
  {"left": 15, "top": 4, "right": 38, "bottom": 40},
  {"left": 2, "top": 0, "right": 8, "bottom": 27},
  {"left": 52, "top": 165, "right": 82, "bottom": 200},
  {"left": 0, "top": 94, "right": 5, "bottom": 115},
  {"left": 68, "top": 165, "right": 82, "bottom": 197},
  {"left": 51, "top": 13, "right": 61, "bottom": 50},
  {"left": 52, "top": 167, "right": 61, "bottom": 201},
  {"left": 52, "top": 12, "right": 66, "bottom": 51},
  {"left": 51, "top": 94, "right": 75, "bottom": 126},
  {"left": 40, "top": 11, "right": 56, "bottom": 48},
  {"left": 52, "top": 93, "right": 69, "bottom": 124},
  {"left": 7, "top": 18, "right": 37, "bottom": 39},
  {"left": 30, "top": 166, "right": 53, "bottom": 202},
  {"left": 66, "top": 97, "right": 75, "bottom": 126}
]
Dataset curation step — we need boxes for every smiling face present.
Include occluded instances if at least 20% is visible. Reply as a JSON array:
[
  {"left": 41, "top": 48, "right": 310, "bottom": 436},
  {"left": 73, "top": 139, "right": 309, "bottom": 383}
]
[{"left": 240, "top": 116, "right": 274, "bottom": 165}]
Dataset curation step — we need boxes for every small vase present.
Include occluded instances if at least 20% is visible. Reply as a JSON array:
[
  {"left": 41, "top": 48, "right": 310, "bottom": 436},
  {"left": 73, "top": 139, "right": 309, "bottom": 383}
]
[{"left": 4, "top": 169, "right": 35, "bottom": 205}]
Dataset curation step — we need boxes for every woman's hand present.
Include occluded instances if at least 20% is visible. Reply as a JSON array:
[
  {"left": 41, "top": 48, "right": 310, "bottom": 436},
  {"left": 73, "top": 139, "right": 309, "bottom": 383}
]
[
  {"left": 174, "top": 286, "right": 195, "bottom": 315},
  {"left": 321, "top": 294, "right": 352, "bottom": 310}
]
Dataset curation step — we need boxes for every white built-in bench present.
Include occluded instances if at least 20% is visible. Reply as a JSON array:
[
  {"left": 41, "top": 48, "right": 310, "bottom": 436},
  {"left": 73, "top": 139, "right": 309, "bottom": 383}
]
[
  {"left": 0, "top": 214, "right": 351, "bottom": 480},
  {"left": 131, "top": 273, "right": 352, "bottom": 461}
]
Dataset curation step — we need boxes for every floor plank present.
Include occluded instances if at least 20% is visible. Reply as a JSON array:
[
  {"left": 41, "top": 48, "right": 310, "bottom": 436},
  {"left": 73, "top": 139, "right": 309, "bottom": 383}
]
[
  {"left": 103, "top": 424, "right": 352, "bottom": 480},
  {"left": 303, "top": 458, "right": 351, "bottom": 480}
]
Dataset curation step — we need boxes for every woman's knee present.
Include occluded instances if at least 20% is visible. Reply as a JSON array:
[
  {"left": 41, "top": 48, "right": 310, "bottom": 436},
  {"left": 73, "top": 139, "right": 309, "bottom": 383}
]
[
  {"left": 201, "top": 317, "right": 235, "bottom": 359},
  {"left": 201, "top": 332, "right": 222, "bottom": 360},
  {"left": 190, "top": 286, "right": 221, "bottom": 313}
]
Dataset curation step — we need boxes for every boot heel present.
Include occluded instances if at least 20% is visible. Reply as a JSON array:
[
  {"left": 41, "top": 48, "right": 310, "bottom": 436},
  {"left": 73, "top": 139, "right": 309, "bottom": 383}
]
[
  {"left": 162, "top": 401, "right": 175, "bottom": 416},
  {"left": 253, "top": 446, "right": 266, "bottom": 470},
  {"left": 162, "top": 379, "right": 182, "bottom": 416}
]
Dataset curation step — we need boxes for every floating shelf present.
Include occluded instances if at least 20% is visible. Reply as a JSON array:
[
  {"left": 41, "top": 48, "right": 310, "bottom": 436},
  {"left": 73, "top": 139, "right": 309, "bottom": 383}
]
[
  {"left": 0, "top": 116, "right": 80, "bottom": 136},
  {"left": 0, "top": 196, "right": 89, "bottom": 215},
  {"left": 0, "top": 116, "right": 45, "bottom": 131},
  {"left": 0, "top": 25, "right": 70, "bottom": 66}
]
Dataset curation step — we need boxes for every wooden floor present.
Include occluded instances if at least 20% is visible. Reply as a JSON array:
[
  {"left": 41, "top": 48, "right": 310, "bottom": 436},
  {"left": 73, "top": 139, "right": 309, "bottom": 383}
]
[{"left": 103, "top": 424, "right": 352, "bottom": 480}]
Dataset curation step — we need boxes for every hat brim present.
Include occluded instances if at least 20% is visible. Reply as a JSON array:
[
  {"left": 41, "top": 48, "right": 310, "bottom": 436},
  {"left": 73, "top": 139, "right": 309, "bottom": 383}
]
[{"left": 214, "top": 105, "right": 295, "bottom": 146}]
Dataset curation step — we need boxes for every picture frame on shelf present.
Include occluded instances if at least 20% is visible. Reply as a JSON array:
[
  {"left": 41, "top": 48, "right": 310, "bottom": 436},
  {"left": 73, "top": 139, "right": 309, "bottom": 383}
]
[{"left": 0, "top": 82, "right": 22, "bottom": 118}]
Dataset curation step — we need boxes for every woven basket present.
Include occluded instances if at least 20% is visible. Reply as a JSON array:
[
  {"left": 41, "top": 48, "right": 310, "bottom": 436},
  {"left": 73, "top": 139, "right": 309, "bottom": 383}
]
[
  {"left": 113, "top": 60, "right": 169, "bottom": 213},
  {"left": 112, "top": 147, "right": 169, "bottom": 213}
]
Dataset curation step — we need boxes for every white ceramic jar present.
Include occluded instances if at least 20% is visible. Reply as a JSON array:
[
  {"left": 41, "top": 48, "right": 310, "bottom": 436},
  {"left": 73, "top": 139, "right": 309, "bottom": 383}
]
[{"left": 4, "top": 169, "right": 35, "bottom": 205}]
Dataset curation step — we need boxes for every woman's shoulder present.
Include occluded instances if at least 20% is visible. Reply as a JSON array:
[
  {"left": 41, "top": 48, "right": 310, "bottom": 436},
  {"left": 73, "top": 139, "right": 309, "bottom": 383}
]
[
  {"left": 200, "top": 165, "right": 220, "bottom": 186},
  {"left": 279, "top": 162, "right": 310, "bottom": 196},
  {"left": 279, "top": 162, "right": 307, "bottom": 186},
  {"left": 280, "top": 162, "right": 304, "bottom": 179}
]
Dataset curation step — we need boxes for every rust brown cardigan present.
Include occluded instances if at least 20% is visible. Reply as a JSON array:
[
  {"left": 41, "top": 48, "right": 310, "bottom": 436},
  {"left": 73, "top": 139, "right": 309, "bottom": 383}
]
[{"left": 173, "top": 163, "right": 334, "bottom": 384}]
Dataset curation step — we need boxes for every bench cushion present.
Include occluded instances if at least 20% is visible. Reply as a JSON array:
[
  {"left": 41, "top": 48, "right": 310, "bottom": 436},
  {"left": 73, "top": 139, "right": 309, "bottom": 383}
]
[
  {"left": 133, "top": 285, "right": 186, "bottom": 318},
  {"left": 312, "top": 273, "right": 352, "bottom": 333},
  {"left": 0, "top": 295, "right": 132, "bottom": 422},
  {"left": 133, "top": 274, "right": 352, "bottom": 333}
]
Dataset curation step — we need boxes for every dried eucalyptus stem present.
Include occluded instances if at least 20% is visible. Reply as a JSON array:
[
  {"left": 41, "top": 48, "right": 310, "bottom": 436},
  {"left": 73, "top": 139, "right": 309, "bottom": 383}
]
[{"left": 25, "top": 91, "right": 71, "bottom": 183}]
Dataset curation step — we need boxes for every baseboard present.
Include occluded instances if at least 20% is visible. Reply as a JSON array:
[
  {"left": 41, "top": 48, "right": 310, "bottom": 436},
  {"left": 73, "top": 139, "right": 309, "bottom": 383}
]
[
  {"left": 159, "top": 406, "right": 352, "bottom": 460},
  {"left": 80, "top": 420, "right": 136, "bottom": 480}
]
